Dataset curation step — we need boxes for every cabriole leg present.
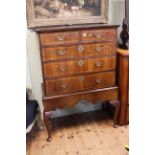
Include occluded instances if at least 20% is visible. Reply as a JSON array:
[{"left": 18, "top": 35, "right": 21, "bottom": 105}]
[{"left": 43, "top": 111, "right": 52, "bottom": 142}]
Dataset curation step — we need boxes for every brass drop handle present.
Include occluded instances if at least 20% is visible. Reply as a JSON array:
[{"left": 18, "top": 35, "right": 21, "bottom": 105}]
[
  {"left": 95, "top": 62, "right": 102, "bottom": 67},
  {"left": 77, "top": 45, "right": 84, "bottom": 53},
  {"left": 57, "top": 50, "right": 66, "bottom": 56},
  {"left": 60, "top": 84, "right": 68, "bottom": 88},
  {"left": 95, "top": 46, "right": 103, "bottom": 52},
  {"left": 82, "top": 33, "right": 87, "bottom": 37},
  {"left": 95, "top": 34, "right": 102, "bottom": 38},
  {"left": 95, "top": 33, "right": 105, "bottom": 38},
  {"left": 96, "top": 79, "right": 102, "bottom": 83},
  {"left": 59, "top": 66, "right": 67, "bottom": 72},
  {"left": 56, "top": 35, "right": 65, "bottom": 41},
  {"left": 78, "top": 60, "right": 84, "bottom": 66},
  {"left": 88, "top": 33, "right": 93, "bottom": 37}
]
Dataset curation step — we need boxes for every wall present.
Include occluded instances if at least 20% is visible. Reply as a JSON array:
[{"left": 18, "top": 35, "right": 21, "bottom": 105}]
[
  {"left": 26, "top": 0, "right": 125, "bottom": 118},
  {"left": 109, "top": 0, "right": 125, "bottom": 43},
  {"left": 26, "top": 52, "right": 32, "bottom": 90}
]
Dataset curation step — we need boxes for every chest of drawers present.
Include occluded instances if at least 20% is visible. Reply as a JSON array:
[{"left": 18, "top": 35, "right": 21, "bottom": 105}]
[{"left": 36, "top": 24, "right": 120, "bottom": 142}]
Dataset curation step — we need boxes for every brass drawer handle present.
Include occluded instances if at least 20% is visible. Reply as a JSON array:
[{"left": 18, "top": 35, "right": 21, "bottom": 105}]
[
  {"left": 88, "top": 33, "right": 93, "bottom": 37},
  {"left": 78, "top": 60, "right": 84, "bottom": 66},
  {"left": 96, "top": 80, "right": 102, "bottom": 83},
  {"left": 95, "top": 34, "right": 102, "bottom": 38},
  {"left": 95, "top": 34, "right": 105, "bottom": 38},
  {"left": 56, "top": 36, "right": 65, "bottom": 41},
  {"left": 95, "top": 62, "right": 102, "bottom": 67},
  {"left": 95, "top": 46, "right": 103, "bottom": 52},
  {"left": 77, "top": 45, "right": 84, "bottom": 53},
  {"left": 59, "top": 66, "right": 67, "bottom": 72},
  {"left": 60, "top": 84, "right": 68, "bottom": 88},
  {"left": 57, "top": 50, "right": 66, "bottom": 56},
  {"left": 82, "top": 33, "right": 87, "bottom": 37}
]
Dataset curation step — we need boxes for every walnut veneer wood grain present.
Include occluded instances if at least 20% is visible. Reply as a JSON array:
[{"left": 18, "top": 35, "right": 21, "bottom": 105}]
[
  {"left": 44, "top": 87, "right": 119, "bottom": 111},
  {"left": 43, "top": 56, "right": 116, "bottom": 78},
  {"left": 40, "top": 31, "right": 80, "bottom": 46},
  {"left": 37, "top": 24, "right": 120, "bottom": 141},
  {"left": 45, "top": 71, "right": 116, "bottom": 96},
  {"left": 42, "top": 42, "right": 116, "bottom": 61},
  {"left": 81, "top": 28, "right": 116, "bottom": 42},
  {"left": 40, "top": 28, "right": 116, "bottom": 46}
]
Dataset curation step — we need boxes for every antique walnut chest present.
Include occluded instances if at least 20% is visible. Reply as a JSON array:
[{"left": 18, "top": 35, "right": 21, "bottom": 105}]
[{"left": 36, "top": 24, "right": 120, "bottom": 141}]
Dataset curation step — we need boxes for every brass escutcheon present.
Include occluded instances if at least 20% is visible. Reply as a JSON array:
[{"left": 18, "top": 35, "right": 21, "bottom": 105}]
[
  {"left": 79, "top": 76, "right": 84, "bottom": 81},
  {"left": 78, "top": 60, "right": 84, "bottom": 66},
  {"left": 77, "top": 45, "right": 84, "bottom": 53},
  {"left": 96, "top": 79, "right": 102, "bottom": 83}
]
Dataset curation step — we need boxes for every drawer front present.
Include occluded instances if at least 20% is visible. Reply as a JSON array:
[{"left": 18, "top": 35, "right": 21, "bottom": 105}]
[
  {"left": 43, "top": 56, "right": 116, "bottom": 78},
  {"left": 42, "top": 46, "right": 71, "bottom": 61},
  {"left": 42, "top": 42, "right": 116, "bottom": 61},
  {"left": 43, "top": 60, "right": 88, "bottom": 78},
  {"left": 83, "top": 71, "right": 116, "bottom": 90},
  {"left": 81, "top": 29, "right": 116, "bottom": 42},
  {"left": 92, "top": 57, "right": 116, "bottom": 72},
  {"left": 81, "top": 87, "right": 118, "bottom": 103},
  {"left": 42, "top": 45, "right": 92, "bottom": 61},
  {"left": 45, "top": 76, "right": 82, "bottom": 95},
  {"left": 44, "top": 87, "right": 118, "bottom": 111},
  {"left": 40, "top": 31, "right": 80, "bottom": 46},
  {"left": 92, "top": 42, "right": 116, "bottom": 56},
  {"left": 44, "top": 95, "right": 82, "bottom": 111},
  {"left": 45, "top": 71, "right": 116, "bottom": 95}
]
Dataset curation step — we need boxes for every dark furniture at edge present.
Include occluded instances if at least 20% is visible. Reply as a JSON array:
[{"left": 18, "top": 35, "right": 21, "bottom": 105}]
[
  {"left": 117, "top": 48, "right": 129, "bottom": 125},
  {"left": 26, "top": 91, "right": 38, "bottom": 131}
]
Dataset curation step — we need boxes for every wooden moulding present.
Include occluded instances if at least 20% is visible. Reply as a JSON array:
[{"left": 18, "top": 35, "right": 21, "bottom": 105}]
[
  {"left": 44, "top": 71, "right": 116, "bottom": 96},
  {"left": 35, "top": 24, "right": 119, "bottom": 32}
]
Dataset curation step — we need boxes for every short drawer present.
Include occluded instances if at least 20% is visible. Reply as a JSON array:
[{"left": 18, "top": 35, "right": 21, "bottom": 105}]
[
  {"left": 42, "top": 42, "right": 116, "bottom": 61},
  {"left": 83, "top": 71, "right": 116, "bottom": 90},
  {"left": 45, "top": 76, "right": 82, "bottom": 95},
  {"left": 92, "top": 57, "right": 116, "bottom": 72},
  {"left": 40, "top": 31, "right": 80, "bottom": 46},
  {"left": 43, "top": 60, "right": 87, "bottom": 78},
  {"left": 43, "top": 56, "right": 116, "bottom": 78},
  {"left": 45, "top": 71, "right": 116, "bottom": 96},
  {"left": 82, "top": 87, "right": 118, "bottom": 103},
  {"left": 44, "top": 95, "right": 82, "bottom": 111},
  {"left": 41, "top": 44, "right": 92, "bottom": 61},
  {"left": 42, "top": 46, "right": 71, "bottom": 61},
  {"left": 92, "top": 42, "right": 116, "bottom": 56},
  {"left": 81, "top": 29, "right": 116, "bottom": 42}
]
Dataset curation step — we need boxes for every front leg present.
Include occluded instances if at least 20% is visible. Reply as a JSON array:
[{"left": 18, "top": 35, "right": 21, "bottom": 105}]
[
  {"left": 109, "top": 100, "right": 120, "bottom": 128},
  {"left": 43, "top": 111, "right": 52, "bottom": 142}
]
